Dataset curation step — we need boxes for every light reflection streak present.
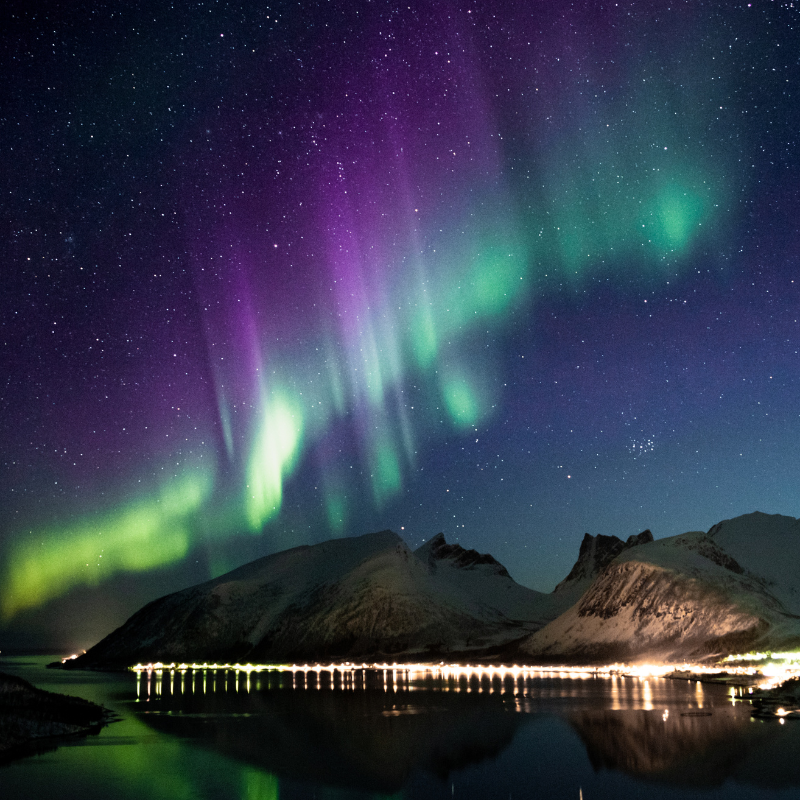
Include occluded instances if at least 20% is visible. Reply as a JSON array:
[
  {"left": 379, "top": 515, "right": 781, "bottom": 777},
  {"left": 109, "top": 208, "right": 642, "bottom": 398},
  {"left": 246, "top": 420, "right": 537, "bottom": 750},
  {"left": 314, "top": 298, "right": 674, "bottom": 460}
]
[
  {"left": 642, "top": 680, "right": 653, "bottom": 711},
  {"left": 128, "top": 657, "right": 800, "bottom": 702}
]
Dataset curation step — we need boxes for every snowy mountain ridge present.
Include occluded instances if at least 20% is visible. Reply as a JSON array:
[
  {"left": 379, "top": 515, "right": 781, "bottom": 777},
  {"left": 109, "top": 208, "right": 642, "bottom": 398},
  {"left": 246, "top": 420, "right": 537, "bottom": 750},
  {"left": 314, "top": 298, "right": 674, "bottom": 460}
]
[
  {"left": 73, "top": 530, "right": 571, "bottom": 667},
  {"left": 70, "top": 511, "right": 800, "bottom": 667},
  {"left": 520, "top": 512, "right": 800, "bottom": 662}
]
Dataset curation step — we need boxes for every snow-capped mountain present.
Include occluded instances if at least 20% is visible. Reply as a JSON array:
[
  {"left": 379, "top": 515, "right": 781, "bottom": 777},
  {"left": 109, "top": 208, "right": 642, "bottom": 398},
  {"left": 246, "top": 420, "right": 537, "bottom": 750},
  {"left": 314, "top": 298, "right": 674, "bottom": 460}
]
[
  {"left": 519, "top": 512, "right": 800, "bottom": 663},
  {"left": 72, "top": 530, "right": 570, "bottom": 667},
  {"left": 70, "top": 511, "right": 800, "bottom": 668}
]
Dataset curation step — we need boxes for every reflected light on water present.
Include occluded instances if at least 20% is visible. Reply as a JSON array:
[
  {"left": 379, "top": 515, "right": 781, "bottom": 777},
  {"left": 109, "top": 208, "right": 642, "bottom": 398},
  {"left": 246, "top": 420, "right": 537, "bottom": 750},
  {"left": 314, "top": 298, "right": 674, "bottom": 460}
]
[
  {"left": 127, "top": 656, "right": 800, "bottom": 718},
  {"left": 123, "top": 661, "right": 800, "bottom": 711},
  {"left": 642, "top": 679, "right": 653, "bottom": 711},
  {"left": 126, "top": 660, "right": 753, "bottom": 714}
]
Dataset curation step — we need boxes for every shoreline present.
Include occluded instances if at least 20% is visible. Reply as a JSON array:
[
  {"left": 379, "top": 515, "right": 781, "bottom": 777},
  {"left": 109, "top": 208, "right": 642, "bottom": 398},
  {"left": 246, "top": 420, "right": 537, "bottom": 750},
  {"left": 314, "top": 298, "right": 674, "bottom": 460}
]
[{"left": 0, "top": 670, "right": 113, "bottom": 763}]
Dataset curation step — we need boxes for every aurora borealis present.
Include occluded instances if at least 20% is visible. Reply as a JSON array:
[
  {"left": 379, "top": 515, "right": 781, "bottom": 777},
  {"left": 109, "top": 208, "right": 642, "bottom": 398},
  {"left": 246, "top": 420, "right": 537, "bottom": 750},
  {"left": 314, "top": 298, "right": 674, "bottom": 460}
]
[{"left": 2, "top": 0, "right": 798, "bottom": 650}]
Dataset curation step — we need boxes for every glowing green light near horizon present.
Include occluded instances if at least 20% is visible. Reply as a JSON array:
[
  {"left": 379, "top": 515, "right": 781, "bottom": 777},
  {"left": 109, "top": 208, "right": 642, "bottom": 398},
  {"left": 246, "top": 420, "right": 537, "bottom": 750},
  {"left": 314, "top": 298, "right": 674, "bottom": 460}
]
[
  {"left": 245, "top": 393, "right": 304, "bottom": 531},
  {"left": 1, "top": 470, "right": 214, "bottom": 619}
]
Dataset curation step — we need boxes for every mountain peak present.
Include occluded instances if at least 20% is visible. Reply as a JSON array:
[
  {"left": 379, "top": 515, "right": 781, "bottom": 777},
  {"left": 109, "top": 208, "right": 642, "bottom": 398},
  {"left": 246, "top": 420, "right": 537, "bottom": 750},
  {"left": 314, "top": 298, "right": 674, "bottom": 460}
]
[
  {"left": 627, "top": 529, "right": 654, "bottom": 547},
  {"left": 520, "top": 512, "right": 800, "bottom": 663},
  {"left": 414, "top": 534, "right": 510, "bottom": 578},
  {"left": 554, "top": 529, "right": 653, "bottom": 593}
]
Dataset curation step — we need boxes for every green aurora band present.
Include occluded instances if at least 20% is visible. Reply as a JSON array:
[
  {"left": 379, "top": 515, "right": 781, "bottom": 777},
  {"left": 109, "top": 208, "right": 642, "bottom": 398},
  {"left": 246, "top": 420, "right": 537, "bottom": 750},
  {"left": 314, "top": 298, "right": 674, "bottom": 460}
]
[{"left": 2, "top": 470, "right": 214, "bottom": 619}]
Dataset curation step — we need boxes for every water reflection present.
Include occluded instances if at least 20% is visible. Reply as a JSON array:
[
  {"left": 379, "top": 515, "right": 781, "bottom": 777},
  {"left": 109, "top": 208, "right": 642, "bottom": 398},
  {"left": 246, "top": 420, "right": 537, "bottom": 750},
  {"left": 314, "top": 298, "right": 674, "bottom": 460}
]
[
  {"left": 130, "top": 666, "right": 800, "bottom": 792},
  {"left": 134, "top": 663, "right": 723, "bottom": 708},
  {"left": 570, "top": 705, "right": 750, "bottom": 784},
  {"left": 569, "top": 706, "right": 800, "bottom": 789},
  {"left": 136, "top": 673, "right": 522, "bottom": 792},
  {"left": 5, "top": 656, "right": 800, "bottom": 799}
]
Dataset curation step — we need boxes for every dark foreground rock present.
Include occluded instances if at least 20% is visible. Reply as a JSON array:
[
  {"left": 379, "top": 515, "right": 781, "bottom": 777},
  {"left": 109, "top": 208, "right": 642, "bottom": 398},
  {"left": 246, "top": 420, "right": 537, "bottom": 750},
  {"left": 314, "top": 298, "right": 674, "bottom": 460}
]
[{"left": 0, "top": 670, "right": 110, "bottom": 761}]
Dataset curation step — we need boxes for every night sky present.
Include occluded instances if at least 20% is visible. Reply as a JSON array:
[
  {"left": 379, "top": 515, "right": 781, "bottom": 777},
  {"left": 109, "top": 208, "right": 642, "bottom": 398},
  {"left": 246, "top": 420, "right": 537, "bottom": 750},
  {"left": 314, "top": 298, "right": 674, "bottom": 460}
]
[{"left": 2, "top": 0, "right": 798, "bottom": 651}]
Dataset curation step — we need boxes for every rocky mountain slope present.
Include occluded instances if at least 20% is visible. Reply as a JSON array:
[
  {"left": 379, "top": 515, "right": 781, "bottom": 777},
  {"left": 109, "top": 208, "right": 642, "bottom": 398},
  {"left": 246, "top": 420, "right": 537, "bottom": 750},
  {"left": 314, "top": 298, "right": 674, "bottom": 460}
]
[
  {"left": 519, "top": 512, "right": 800, "bottom": 663},
  {"left": 71, "top": 530, "right": 571, "bottom": 667},
  {"left": 551, "top": 529, "right": 654, "bottom": 607}
]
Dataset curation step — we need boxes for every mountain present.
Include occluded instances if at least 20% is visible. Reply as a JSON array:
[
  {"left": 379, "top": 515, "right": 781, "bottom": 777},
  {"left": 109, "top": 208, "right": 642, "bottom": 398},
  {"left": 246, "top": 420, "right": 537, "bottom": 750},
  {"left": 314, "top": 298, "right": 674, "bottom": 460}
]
[
  {"left": 519, "top": 512, "right": 800, "bottom": 663},
  {"left": 552, "top": 529, "right": 653, "bottom": 606},
  {"left": 71, "top": 530, "right": 571, "bottom": 668},
  {"left": 69, "top": 511, "right": 800, "bottom": 668}
]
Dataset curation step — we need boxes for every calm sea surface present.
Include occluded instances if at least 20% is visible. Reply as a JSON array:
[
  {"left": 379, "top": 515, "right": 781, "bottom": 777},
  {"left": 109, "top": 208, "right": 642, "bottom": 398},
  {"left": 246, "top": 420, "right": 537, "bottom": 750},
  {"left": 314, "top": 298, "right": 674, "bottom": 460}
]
[{"left": 2, "top": 655, "right": 799, "bottom": 800}]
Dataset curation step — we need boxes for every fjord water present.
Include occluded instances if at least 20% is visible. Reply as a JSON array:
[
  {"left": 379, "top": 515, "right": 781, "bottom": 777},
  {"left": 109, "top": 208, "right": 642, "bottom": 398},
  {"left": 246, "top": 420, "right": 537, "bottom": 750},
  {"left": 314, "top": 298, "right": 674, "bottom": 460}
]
[{"left": 2, "top": 655, "right": 800, "bottom": 800}]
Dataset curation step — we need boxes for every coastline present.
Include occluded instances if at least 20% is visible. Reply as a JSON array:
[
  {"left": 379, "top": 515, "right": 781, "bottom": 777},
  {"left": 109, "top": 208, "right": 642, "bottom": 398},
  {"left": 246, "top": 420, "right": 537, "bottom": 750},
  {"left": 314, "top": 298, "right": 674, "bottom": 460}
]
[{"left": 0, "top": 670, "right": 112, "bottom": 763}]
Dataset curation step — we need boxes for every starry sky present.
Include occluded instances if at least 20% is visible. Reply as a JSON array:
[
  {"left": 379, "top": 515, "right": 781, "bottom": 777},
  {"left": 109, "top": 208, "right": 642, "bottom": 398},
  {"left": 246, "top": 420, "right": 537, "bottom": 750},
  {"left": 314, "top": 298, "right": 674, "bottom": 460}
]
[{"left": 1, "top": 0, "right": 798, "bottom": 651}]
